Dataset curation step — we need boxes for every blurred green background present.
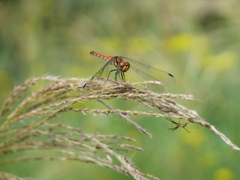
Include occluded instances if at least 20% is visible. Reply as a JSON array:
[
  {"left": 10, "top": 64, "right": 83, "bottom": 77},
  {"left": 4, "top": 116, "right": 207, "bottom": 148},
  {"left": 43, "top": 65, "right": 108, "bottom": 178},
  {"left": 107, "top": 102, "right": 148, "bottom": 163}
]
[{"left": 1, "top": 0, "right": 240, "bottom": 180}]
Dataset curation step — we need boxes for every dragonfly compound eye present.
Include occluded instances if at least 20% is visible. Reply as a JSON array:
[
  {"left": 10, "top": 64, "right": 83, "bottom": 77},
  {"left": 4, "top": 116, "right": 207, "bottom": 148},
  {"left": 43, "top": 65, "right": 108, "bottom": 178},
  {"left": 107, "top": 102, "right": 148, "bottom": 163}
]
[{"left": 119, "top": 62, "right": 130, "bottom": 72}]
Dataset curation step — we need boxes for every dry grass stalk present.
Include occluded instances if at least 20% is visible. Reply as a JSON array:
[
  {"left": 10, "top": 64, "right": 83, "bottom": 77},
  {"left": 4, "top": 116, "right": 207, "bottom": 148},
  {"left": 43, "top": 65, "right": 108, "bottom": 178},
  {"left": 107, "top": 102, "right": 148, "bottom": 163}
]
[{"left": 0, "top": 75, "right": 239, "bottom": 180}]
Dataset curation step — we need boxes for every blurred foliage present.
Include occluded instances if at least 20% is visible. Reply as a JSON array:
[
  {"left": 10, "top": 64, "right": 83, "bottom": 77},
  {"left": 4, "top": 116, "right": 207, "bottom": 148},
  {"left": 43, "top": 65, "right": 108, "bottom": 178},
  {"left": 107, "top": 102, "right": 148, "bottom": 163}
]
[{"left": 0, "top": 0, "right": 240, "bottom": 180}]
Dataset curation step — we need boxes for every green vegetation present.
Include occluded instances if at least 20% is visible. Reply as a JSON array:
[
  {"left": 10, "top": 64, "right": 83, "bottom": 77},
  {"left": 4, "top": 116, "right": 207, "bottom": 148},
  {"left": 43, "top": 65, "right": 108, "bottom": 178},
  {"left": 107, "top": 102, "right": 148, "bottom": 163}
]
[{"left": 1, "top": 1, "right": 240, "bottom": 180}]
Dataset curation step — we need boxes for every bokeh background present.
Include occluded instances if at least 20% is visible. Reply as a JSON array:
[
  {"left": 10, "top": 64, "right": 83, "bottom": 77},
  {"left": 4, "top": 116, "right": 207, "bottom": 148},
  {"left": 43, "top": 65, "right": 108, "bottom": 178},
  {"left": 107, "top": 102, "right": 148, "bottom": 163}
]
[{"left": 1, "top": 0, "right": 240, "bottom": 180}]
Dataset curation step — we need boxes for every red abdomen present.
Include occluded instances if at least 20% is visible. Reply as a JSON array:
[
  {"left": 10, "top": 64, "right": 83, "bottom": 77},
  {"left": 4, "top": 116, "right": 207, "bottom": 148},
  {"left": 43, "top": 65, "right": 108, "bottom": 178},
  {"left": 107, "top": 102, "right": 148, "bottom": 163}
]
[{"left": 90, "top": 51, "right": 113, "bottom": 61}]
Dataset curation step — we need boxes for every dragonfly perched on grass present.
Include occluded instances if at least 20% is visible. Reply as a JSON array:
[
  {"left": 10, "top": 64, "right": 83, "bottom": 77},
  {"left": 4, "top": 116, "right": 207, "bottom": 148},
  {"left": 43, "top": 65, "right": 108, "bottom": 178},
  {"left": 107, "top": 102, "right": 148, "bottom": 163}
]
[{"left": 83, "top": 51, "right": 175, "bottom": 88}]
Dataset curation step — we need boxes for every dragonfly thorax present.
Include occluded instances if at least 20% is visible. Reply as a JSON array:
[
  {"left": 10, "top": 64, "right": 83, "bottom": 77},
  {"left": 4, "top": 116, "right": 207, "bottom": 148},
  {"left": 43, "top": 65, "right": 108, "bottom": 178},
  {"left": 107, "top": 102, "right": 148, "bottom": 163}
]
[{"left": 111, "top": 56, "right": 130, "bottom": 72}]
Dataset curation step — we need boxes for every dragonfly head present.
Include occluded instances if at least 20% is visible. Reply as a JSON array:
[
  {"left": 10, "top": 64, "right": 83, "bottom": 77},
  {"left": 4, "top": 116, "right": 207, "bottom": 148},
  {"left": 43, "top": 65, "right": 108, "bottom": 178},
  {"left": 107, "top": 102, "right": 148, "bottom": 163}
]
[{"left": 119, "top": 61, "right": 130, "bottom": 72}]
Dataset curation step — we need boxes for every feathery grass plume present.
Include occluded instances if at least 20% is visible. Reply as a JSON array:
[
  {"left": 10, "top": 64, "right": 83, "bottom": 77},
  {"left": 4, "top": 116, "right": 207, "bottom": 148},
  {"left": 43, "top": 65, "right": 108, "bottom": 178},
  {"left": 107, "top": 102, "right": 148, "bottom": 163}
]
[{"left": 0, "top": 75, "right": 239, "bottom": 180}]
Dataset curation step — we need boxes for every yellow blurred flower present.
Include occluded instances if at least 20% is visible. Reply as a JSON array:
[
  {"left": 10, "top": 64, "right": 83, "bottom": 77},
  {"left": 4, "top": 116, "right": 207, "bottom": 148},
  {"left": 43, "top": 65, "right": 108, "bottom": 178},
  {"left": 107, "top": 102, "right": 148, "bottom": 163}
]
[
  {"left": 202, "top": 51, "right": 237, "bottom": 72},
  {"left": 165, "top": 33, "right": 194, "bottom": 53},
  {"left": 214, "top": 168, "right": 234, "bottom": 180},
  {"left": 179, "top": 128, "right": 205, "bottom": 149}
]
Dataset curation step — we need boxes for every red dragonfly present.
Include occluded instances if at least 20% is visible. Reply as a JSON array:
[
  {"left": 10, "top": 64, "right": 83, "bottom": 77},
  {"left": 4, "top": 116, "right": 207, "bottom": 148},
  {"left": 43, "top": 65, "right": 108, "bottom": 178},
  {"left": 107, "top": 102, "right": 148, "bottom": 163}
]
[{"left": 83, "top": 51, "right": 175, "bottom": 88}]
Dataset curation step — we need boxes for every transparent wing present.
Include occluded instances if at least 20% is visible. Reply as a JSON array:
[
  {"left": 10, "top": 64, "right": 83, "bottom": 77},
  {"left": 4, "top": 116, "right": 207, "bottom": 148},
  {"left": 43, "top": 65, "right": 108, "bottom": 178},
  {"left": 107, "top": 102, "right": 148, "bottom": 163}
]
[
  {"left": 83, "top": 59, "right": 118, "bottom": 87},
  {"left": 122, "top": 57, "right": 176, "bottom": 85},
  {"left": 84, "top": 55, "right": 175, "bottom": 88}
]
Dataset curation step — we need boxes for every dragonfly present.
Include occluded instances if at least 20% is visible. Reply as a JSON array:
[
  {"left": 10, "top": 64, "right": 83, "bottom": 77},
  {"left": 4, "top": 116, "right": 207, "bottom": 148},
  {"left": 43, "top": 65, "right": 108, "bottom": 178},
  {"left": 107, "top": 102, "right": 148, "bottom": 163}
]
[{"left": 83, "top": 51, "right": 175, "bottom": 88}]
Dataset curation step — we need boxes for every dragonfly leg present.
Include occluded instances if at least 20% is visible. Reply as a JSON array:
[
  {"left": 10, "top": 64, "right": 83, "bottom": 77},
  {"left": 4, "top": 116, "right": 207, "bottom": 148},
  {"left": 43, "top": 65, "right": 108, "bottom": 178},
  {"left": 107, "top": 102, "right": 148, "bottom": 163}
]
[
  {"left": 114, "top": 71, "right": 120, "bottom": 85},
  {"left": 120, "top": 71, "right": 126, "bottom": 82},
  {"left": 107, "top": 69, "right": 118, "bottom": 84}
]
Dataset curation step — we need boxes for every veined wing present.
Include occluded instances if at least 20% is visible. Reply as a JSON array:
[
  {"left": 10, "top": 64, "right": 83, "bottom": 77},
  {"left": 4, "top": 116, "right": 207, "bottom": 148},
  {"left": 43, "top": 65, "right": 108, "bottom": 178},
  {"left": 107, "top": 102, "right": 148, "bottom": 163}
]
[
  {"left": 122, "top": 57, "right": 176, "bottom": 85},
  {"left": 83, "top": 58, "right": 117, "bottom": 87}
]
